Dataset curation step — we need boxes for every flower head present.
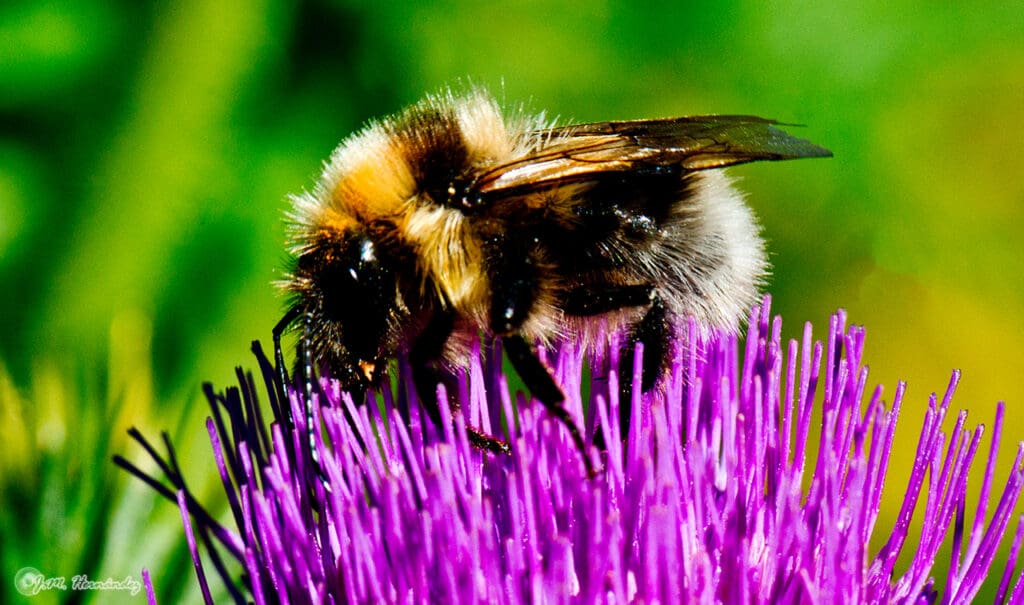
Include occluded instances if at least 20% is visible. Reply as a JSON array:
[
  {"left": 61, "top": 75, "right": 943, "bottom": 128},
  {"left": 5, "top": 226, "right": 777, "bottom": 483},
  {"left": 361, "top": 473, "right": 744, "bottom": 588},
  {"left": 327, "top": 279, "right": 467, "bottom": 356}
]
[{"left": 121, "top": 298, "right": 1024, "bottom": 603}]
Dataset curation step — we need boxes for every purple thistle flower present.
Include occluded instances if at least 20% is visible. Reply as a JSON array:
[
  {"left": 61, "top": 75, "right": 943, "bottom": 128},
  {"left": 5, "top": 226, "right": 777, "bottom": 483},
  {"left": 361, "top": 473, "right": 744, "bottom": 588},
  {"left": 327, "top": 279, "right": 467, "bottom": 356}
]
[{"left": 119, "top": 298, "right": 1024, "bottom": 603}]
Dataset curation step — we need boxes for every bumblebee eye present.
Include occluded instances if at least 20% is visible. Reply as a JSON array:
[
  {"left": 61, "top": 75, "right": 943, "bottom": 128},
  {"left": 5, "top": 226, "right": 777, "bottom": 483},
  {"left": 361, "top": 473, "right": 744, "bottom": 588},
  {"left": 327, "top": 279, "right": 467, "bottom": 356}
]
[{"left": 299, "top": 235, "right": 394, "bottom": 365}]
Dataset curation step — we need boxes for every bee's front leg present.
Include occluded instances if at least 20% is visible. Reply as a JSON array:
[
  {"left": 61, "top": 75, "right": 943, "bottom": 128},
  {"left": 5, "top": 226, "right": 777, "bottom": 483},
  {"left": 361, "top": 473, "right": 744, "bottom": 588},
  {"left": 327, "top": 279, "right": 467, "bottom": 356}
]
[
  {"left": 409, "top": 309, "right": 510, "bottom": 455},
  {"left": 486, "top": 243, "right": 597, "bottom": 476}
]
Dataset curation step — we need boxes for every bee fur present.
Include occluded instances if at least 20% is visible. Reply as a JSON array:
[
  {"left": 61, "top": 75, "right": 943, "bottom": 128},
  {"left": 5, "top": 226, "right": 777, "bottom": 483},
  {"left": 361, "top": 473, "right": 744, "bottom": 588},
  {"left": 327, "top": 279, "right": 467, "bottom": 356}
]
[{"left": 278, "top": 87, "right": 831, "bottom": 472}]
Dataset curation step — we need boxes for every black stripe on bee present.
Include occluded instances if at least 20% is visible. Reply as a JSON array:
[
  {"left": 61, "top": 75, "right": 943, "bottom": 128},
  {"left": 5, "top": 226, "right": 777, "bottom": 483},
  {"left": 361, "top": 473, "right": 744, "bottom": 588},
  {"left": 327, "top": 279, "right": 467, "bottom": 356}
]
[
  {"left": 552, "top": 170, "right": 698, "bottom": 271},
  {"left": 394, "top": 107, "right": 470, "bottom": 208}
]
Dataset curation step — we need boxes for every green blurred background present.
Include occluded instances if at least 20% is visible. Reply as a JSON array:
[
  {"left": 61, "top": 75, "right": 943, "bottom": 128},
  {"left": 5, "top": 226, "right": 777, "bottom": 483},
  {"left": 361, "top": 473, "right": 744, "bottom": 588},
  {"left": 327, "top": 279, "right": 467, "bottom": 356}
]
[{"left": 1, "top": 1, "right": 1022, "bottom": 602}]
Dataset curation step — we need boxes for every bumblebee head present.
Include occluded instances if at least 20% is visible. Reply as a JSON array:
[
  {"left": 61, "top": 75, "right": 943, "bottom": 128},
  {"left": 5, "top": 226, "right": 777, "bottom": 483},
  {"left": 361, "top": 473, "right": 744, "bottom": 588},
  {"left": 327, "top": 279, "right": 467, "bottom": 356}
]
[{"left": 285, "top": 231, "right": 397, "bottom": 391}]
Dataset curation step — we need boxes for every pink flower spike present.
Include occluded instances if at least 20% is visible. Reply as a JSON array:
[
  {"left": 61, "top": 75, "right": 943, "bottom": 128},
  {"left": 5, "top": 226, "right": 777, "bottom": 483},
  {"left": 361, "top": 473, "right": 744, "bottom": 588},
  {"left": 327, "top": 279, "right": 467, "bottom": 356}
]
[{"left": 121, "top": 299, "right": 1024, "bottom": 604}]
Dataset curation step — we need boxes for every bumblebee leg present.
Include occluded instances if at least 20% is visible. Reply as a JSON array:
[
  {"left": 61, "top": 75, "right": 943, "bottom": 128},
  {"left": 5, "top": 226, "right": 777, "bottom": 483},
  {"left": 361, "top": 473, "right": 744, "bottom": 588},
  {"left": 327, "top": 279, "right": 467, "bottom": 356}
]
[
  {"left": 618, "top": 295, "right": 671, "bottom": 435},
  {"left": 272, "top": 306, "right": 302, "bottom": 428},
  {"left": 484, "top": 237, "right": 595, "bottom": 474},
  {"left": 561, "top": 283, "right": 669, "bottom": 450},
  {"left": 272, "top": 310, "right": 332, "bottom": 495},
  {"left": 563, "top": 284, "right": 655, "bottom": 316},
  {"left": 623, "top": 294, "right": 671, "bottom": 392},
  {"left": 299, "top": 316, "right": 335, "bottom": 493},
  {"left": 503, "top": 334, "right": 597, "bottom": 477},
  {"left": 486, "top": 238, "right": 541, "bottom": 336},
  {"left": 272, "top": 308, "right": 333, "bottom": 495},
  {"left": 410, "top": 310, "right": 510, "bottom": 454}
]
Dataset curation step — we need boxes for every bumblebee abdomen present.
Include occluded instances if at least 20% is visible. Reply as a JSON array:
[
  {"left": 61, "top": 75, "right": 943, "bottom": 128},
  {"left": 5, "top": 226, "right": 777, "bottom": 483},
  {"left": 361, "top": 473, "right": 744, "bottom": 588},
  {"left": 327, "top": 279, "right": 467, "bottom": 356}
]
[
  {"left": 631, "top": 171, "right": 766, "bottom": 330},
  {"left": 534, "top": 169, "right": 765, "bottom": 332}
]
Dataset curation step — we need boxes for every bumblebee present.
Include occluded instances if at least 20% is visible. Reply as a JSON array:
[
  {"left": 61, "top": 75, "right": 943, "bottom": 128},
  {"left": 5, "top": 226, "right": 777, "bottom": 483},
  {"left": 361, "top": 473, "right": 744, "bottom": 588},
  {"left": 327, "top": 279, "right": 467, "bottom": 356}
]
[{"left": 275, "top": 87, "right": 830, "bottom": 473}]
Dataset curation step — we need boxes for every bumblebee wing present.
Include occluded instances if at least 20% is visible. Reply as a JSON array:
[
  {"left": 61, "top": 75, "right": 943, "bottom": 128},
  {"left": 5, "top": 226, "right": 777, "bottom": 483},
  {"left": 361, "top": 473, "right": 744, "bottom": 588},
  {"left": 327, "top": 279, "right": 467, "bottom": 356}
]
[{"left": 473, "top": 116, "right": 831, "bottom": 197}]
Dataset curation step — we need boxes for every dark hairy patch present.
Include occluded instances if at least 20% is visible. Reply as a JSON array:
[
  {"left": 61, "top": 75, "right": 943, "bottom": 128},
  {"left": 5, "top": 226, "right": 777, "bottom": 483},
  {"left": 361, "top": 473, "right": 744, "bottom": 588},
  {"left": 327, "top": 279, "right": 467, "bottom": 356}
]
[
  {"left": 396, "top": 107, "right": 469, "bottom": 207},
  {"left": 548, "top": 170, "right": 696, "bottom": 271},
  {"left": 295, "top": 232, "right": 396, "bottom": 364},
  {"left": 483, "top": 232, "right": 542, "bottom": 335}
]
